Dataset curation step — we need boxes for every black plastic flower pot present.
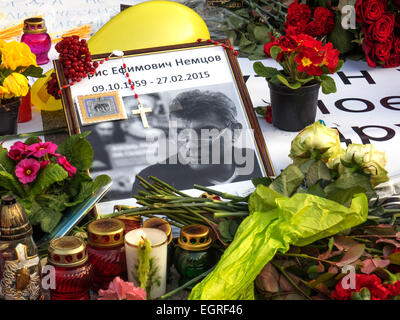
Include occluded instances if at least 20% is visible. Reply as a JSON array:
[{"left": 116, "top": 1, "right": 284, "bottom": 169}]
[
  {"left": 268, "top": 80, "right": 321, "bottom": 132},
  {"left": 0, "top": 98, "right": 21, "bottom": 136}
]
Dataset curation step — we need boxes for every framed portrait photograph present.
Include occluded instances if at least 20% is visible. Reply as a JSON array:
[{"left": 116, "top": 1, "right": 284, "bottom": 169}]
[{"left": 54, "top": 40, "right": 275, "bottom": 203}]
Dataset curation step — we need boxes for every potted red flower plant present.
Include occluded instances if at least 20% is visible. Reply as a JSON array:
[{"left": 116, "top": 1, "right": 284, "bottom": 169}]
[{"left": 254, "top": 34, "right": 343, "bottom": 131}]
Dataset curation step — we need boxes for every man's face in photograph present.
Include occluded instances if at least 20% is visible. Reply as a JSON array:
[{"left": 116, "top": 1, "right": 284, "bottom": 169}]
[
  {"left": 171, "top": 111, "right": 233, "bottom": 170},
  {"left": 94, "top": 122, "right": 114, "bottom": 143}
]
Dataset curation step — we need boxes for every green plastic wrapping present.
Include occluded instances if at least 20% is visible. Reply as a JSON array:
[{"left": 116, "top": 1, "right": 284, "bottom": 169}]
[{"left": 188, "top": 185, "right": 368, "bottom": 300}]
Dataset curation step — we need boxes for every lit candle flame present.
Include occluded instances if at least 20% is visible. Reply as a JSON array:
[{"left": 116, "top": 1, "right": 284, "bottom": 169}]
[{"left": 137, "top": 229, "right": 147, "bottom": 247}]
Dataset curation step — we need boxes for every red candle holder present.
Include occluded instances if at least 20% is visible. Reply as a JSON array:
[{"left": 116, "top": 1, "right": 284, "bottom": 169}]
[
  {"left": 87, "top": 218, "right": 127, "bottom": 293},
  {"left": 18, "top": 89, "right": 32, "bottom": 123},
  {"left": 46, "top": 236, "right": 93, "bottom": 300}
]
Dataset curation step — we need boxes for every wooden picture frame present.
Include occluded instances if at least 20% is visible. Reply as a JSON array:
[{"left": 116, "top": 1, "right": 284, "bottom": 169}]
[{"left": 54, "top": 40, "right": 275, "bottom": 202}]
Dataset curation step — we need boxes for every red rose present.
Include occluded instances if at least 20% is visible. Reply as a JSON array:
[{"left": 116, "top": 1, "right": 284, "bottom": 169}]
[
  {"left": 362, "top": 33, "right": 377, "bottom": 67},
  {"left": 286, "top": 0, "right": 312, "bottom": 24},
  {"left": 374, "top": 38, "right": 392, "bottom": 62},
  {"left": 383, "top": 54, "right": 400, "bottom": 68},
  {"left": 393, "top": 37, "right": 400, "bottom": 55},
  {"left": 313, "top": 7, "right": 336, "bottom": 34},
  {"left": 369, "top": 12, "right": 395, "bottom": 42},
  {"left": 331, "top": 274, "right": 391, "bottom": 300},
  {"left": 355, "top": 0, "right": 387, "bottom": 24}
]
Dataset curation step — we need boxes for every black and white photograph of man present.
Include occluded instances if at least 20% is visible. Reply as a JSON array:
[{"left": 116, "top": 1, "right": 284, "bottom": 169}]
[{"left": 83, "top": 83, "right": 265, "bottom": 201}]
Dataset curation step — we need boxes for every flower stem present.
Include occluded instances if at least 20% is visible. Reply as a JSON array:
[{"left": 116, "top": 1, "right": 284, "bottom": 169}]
[
  {"left": 158, "top": 267, "right": 215, "bottom": 300},
  {"left": 270, "top": 261, "right": 312, "bottom": 300}
]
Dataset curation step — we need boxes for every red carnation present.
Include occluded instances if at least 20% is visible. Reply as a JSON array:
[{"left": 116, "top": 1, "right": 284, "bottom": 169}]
[
  {"left": 313, "top": 7, "right": 335, "bottom": 34},
  {"left": 385, "top": 281, "right": 400, "bottom": 298},
  {"left": 369, "top": 12, "right": 395, "bottom": 42},
  {"left": 286, "top": 0, "right": 312, "bottom": 25},
  {"left": 331, "top": 274, "right": 391, "bottom": 300},
  {"left": 304, "top": 21, "right": 326, "bottom": 37}
]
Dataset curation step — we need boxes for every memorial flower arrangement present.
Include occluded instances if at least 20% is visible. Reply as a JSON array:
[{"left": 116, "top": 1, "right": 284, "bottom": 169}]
[
  {"left": 0, "top": 40, "right": 44, "bottom": 102},
  {"left": 97, "top": 277, "right": 147, "bottom": 300},
  {"left": 0, "top": 133, "right": 111, "bottom": 233},
  {"left": 254, "top": 33, "right": 343, "bottom": 93},
  {"left": 187, "top": 122, "right": 400, "bottom": 300}
]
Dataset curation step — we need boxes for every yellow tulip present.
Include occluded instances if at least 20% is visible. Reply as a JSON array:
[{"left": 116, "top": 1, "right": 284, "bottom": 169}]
[
  {"left": 3, "top": 73, "right": 29, "bottom": 98},
  {"left": 0, "top": 40, "right": 37, "bottom": 71}
]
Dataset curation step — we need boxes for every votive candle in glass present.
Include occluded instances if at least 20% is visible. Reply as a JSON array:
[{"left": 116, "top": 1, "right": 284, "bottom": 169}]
[{"left": 124, "top": 228, "right": 167, "bottom": 299}]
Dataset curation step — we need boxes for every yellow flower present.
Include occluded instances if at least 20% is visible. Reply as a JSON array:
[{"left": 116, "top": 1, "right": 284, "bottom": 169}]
[
  {"left": 0, "top": 40, "right": 37, "bottom": 71},
  {"left": 3, "top": 73, "right": 29, "bottom": 98},
  {"left": 0, "top": 85, "right": 10, "bottom": 100}
]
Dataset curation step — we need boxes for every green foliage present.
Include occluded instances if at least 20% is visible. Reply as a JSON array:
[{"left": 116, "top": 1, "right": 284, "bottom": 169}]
[{"left": 21, "top": 65, "right": 45, "bottom": 79}]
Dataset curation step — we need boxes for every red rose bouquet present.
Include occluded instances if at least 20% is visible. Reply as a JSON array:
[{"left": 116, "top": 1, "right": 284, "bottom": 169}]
[
  {"left": 285, "top": 0, "right": 336, "bottom": 38},
  {"left": 356, "top": 0, "right": 400, "bottom": 68},
  {"left": 254, "top": 33, "right": 343, "bottom": 94}
]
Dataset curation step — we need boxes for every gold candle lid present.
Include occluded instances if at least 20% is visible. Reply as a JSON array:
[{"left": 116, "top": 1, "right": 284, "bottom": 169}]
[
  {"left": 143, "top": 217, "right": 172, "bottom": 244},
  {"left": 116, "top": 214, "right": 142, "bottom": 222},
  {"left": 178, "top": 224, "right": 212, "bottom": 251},
  {"left": 87, "top": 218, "right": 125, "bottom": 247},
  {"left": 47, "top": 236, "right": 88, "bottom": 268},
  {"left": 0, "top": 194, "right": 32, "bottom": 241},
  {"left": 23, "top": 17, "right": 47, "bottom": 34}
]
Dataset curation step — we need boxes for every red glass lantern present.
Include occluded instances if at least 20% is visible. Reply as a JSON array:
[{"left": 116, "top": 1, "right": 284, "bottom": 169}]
[
  {"left": 46, "top": 236, "right": 93, "bottom": 300},
  {"left": 18, "top": 88, "right": 32, "bottom": 123},
  {"left": 116, "top": 214, "right": 142, "bottom": 233},
  {"left": 87, "top": 218, "right": 127, "bottom": 293}
]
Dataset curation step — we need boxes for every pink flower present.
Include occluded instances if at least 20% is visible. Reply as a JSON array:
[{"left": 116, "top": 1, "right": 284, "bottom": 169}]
[
  {"left": 27, "top": 142, "right": 59, "bottom": 158},
  {"left": 40, "top": 160, "right": 51, "bottom": 169},
  {"left": 57, "top": 156, "right": 77, "bottom": 177},
  {"left": 8, "top": 141, "right": 28, "bottom": 161},
  {"left": 97, "top": 277, "right": 146, "bottom": 300},
  {"left": 15, "top": 158, "right": 41, "bottom": 184}
]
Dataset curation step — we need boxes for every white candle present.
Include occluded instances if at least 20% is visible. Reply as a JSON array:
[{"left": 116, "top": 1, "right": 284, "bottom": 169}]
[{"left": 124, "top": 228, "right": 167, "bottom": 299}]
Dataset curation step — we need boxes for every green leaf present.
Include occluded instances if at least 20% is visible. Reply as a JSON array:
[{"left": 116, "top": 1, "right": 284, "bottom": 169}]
[
  {"left": 277, "top": 75, "right": 301, "bottom": 90},
  {"left": 324, "top": 172, "right": 374, "bottom": 206},
  {"left": 24, "top": 136, "right": 42, "bottom": 145},
  {"left": 57, "top": 133, "right": 93, "bottom": 171},
  {"left": 21, "top": 65, "right": 45, "bottom": 78},
  {"left": 334, "top": 59, "right": 344, "bottom": 73},
  {"left": 388, "top": 252, "right": 400, "bottom": 265},
  {"left": 269, "top": 164, "right": 304, "bottom": 197},
  {"left": 253, "top": 25, "right": 271, "bottom": 44},
  {"left": 0, "top": 146, "right": 16, "bottom": 174},
  {"left": 306, "top": 184, "right": 326, "bottom": 198},
  {"left": 65, "top": 174, "right": 111, "bottom": 207},
  {"left": 252, "top": 177, "right": 273, "bottom": 188},
  {"left": 238, "top": 34, "right": 254, "bottom": 48},
  {"left": 218, "top": 220, "right": 240, "bottom": 242},
  {"left": 320, "top": 75, "right": 337, "bottom": 94},
  {"left": 296, "top": 76, "right": 315, "bottom": 85},
  {"left": 0, "top": 171, "right": 25, "bottom": 197},
  {"left": 305, "top": 161, "right": 332, "bottom": 187},
  {"left": 30, "top": 163, "right": 68, "bottom": 196},
  {"left": 270, "top": 46, "right": 282, "bottom": 61},
  {"left": 29, "top": 199, "right": 63, "bottom": 233},
  {"left": 253, "top": 62, "right": 279, "bottom": 79},
  {"left": 327, "top": 11, "right": 354, "bottom": 54}
]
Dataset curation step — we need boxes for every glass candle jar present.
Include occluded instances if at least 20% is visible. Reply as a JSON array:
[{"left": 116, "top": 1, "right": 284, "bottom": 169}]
[
  {"left": 173, "top": 224, "right": 217, "bottom": 288},
  {"left": 46, "top": 236, "right": 92, "bottom": 300},
  {"left": 87, "top": 218, "right": 127, "bottom": 293},
  {"left": 116, "top": 214, "right": 142, "bottom": 233},
  {"left": 20, "top": 17, "right": 51, "bottom": 65}
]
